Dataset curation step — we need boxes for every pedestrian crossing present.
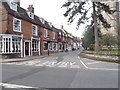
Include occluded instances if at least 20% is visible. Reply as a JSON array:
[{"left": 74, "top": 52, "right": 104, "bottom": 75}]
[{"left": 4, "top": 60, "right": 80, "bottom": 69}]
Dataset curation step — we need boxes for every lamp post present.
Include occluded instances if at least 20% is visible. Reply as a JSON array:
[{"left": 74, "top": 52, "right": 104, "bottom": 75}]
[{"left": 46, "top": 36, "right": 50, "bottom": 56}]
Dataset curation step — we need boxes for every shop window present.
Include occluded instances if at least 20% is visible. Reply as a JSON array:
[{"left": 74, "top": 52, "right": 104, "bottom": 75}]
[
  {"left": 0, "top": 36, "right": 21, "bottom": 53},
  {"left": 32, "top": 39, "right": 39, "bottom": 52},
  {"left": 44, "top": 42, "right": 48, "bottom": 50}
]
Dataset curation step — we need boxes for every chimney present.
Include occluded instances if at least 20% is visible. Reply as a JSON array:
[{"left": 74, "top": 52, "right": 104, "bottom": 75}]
[
  {"left": 12, "top": 0, "right": 20, "bottom": 6},
  {"left": 27, "top": 5, "right": 34, "bottom": 13}
]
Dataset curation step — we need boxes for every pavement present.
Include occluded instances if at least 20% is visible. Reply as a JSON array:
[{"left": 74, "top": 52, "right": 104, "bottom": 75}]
[
  {"left": 0, "top": 50, "right": 119, "bottom": 88},
  {"left": 0, "top": 53, "right": 61, "bottom": 63}
]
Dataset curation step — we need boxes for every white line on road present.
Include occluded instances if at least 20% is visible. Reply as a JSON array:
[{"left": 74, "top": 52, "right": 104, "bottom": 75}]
[
  {"left": 86, "top": 61, "right": 101, "bottom": 65},
  {"left": 1, "top": 83, "right": 36, "bottom": 88},
  {"left": 78, "top": 56, "right": 88, "bottom": 69},
  {"left": 88, "top": 68, "right": 119, "bottom": 71}
]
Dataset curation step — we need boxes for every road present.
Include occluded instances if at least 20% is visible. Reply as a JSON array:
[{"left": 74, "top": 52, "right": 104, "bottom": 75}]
[{"left": 0, "top": 50, "right": 119, "bottom": 89}]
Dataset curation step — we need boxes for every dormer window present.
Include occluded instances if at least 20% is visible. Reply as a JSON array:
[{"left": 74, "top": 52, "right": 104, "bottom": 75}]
[
  {"left": 10, "top": 2, "right": 17, "bottom": 11},
  {"left": 39, "top": 17, "right": 45, "bottom": 24},
  {"left": 48, "top": 22, "right": 52, "bottom": 28},
  {"left": 59, "top": 32, "right": 61, "bottom": 38},
  {"left": 66, "top": 34, "right": 68, "bottom": 38},
  {"left": 27, "top": 11, "right": 34, "bottom": 19}
]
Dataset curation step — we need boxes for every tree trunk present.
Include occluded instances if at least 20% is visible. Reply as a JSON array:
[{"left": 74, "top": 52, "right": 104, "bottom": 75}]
[{"left": 93, "top": 2, "right": 99, "bottom": 51}]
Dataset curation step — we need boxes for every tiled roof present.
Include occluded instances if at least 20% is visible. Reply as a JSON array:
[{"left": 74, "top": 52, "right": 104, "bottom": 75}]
[
  {"left": 2, "top": 2, "right": 79, "bottom": 40},
  {"left": 2, "top": 2, "right": 53, "bottom": 31}
]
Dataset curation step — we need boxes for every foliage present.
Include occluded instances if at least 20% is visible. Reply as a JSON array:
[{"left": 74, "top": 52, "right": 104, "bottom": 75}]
[
  {"left": 84, "top": 50, "right": 120, "bottom": 54},
  {"left": 62, "top": 2, "right": 116, "bottom": 30},
  {"left": 81, "top": 25, "right": 102, "bottom": 50},
  {"left": 101, "top": 34, "right": 117, "bottom": 50},
  {"left": 62, "top": 1, "right": 116, "bottom": 51}
]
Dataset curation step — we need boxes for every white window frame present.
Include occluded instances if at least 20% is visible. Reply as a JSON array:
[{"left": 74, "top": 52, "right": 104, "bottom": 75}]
[
  {"left": 49, "top": 43, "right": 53, "bottom": 51},
  {"left": 27, "top": 11, "right": 34, "bottom": 19},
  {"left": 13, "top": 18, "right": 21, "bottom": 32},
  {"left": 48, "top": 22, "right": 52, "bottom": 27},
  {"left": 32, "top": 24, "right": 37, "bottom": 36},
  {"left": 44, "top": 29, "right": 48, "bottom": 38},
  {"left": 59, "top": 43, "right": 62, "bottom": 51},
  {"left": 59, "top": 32, "right": 61, "bottom": 38},
  {"left": 10, "top": 2, "right": 17, "bottom": 11},
  {"left": 39, "top": 17, "right": 45, "bottom": 24},
  {"left": 63, "top": 33, "right": 65, "bottom": 40},
  {"left": 32, "top": 39, "right": 39, "bottom": 52},
  {"left": 52, "top": 32, "right": 55, "bottom": 39},
  {"left": 0, "top": 35, "right": 21, "bottom": 54},
  {"left": 43, "top": 42, "right": 48, "bottom": 51},
  {"left": 53, "top": 43, "right": 57, "bottom": 51}
]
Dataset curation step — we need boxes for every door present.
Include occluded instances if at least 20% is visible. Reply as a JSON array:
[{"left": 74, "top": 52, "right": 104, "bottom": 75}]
[{"left": 25, "top": 42, "right": 29, "bottom": 56}]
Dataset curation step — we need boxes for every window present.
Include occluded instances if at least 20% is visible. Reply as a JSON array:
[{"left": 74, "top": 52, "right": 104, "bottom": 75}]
[
  {"left": 44, "top": 42, "right": 48, "bottom": 50},
  {"left": 59, "top": 43, "right": 62, "bottom": 51},
  {"left": 63, "top": 34, "right": 65, "bottom": 40},
  {"left": 39, "top": 17, "right": 45, "bottom": 24},
  {"left": 13, "top": 18, "right": 21, "bottom": 32},
  {"left": 49, "top": 43, "right": 53, "bottom": 51},
  {"left": 53, "top": 43, "right": 57, "bottom": 51},
  {"left": 59, "top": 32, "right": 61, "bottom": 38},
  {"left": 12, "top": 38, "right": 21, "bottom": 52},
  {"left": 0, "top": 36, "right": 2, "bottom": 53},
  {"left": 48, "top": 22, "right": 52, "bottom": 27},
  {"left": 10, "top": 2, "right": 17, "bottom": 11},
  {"left": 44, "top": 29, "right": 48, "bottom": 37},
  {"left": 0, "top": 36, "right": 21, "bottom": 53},
  {"left": 52, "top": 32, "right": 55, "bottom": 39},
  {"left": 27, "top": 11, "right": 34, "bottom": 19},
  {"left": 32, "top": 39, "right": 39, "bottom": 52},
  {"left": 32, "top": 25, "right": 37, "bottom": 35}
]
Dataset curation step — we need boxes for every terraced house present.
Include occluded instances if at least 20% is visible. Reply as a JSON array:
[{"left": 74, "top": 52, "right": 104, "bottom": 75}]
[{"left": 0, "top": 1, "right": 80, "bottom": 58}]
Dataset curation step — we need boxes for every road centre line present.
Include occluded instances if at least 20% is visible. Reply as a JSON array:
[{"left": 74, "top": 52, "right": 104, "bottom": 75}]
[{"left": 78, "top": 56, "right": 88, "bottom": 69}]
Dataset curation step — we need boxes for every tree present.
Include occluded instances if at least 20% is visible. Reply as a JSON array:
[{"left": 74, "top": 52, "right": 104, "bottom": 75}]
[
  {"left": 101, "top": 34, "right": 117, "bottom": 50},
  {"left": 82, "top": 25, "right": 102, "bottom": 50},
  {"left": 62, "top": 1, "right": 116, "bottom": 51}
]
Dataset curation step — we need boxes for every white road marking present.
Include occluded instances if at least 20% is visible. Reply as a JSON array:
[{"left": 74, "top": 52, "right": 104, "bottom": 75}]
[
  {"left": 86, "top": 61, "right": 101, "bottom": 65},
  {"left": 58, "top": 62, "right": 68, "bottom": 67},
  {"left": 70, "top": 65, "right": 80, "bottom": 68},
  {"left": 1, "top": 83, "right": 36, "bottom": 88},
  {"left": 78, "top": 56, "right": 88, "bottom": 69},
  {"left": 70, "top": 62, "right": 75, "bottom": 65},
  {"left": 88, "top": 68, "right": 119, "bottom": 71}
]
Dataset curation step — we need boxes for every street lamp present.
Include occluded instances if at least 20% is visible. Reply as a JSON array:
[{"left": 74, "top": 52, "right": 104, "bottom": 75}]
[{"left": 46, "top": 36, "right": 50, "bottom": 56}]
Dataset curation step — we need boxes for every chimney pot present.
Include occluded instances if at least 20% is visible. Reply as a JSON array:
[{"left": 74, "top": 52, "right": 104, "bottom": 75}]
[
  {"left": 12, "top": 0, "right": 20, "bottom": 6},
  {"left": 27, "top": 4, "right": 34, "bottom": 13}
]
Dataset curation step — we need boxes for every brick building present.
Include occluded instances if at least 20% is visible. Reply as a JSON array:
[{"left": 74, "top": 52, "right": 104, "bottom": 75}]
[{"left": 0, "top": 1, "right": 80, "bottom": 58}]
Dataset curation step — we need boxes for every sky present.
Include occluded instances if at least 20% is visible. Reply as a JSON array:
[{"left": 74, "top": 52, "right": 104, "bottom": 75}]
[{"left": 20, "top": 0, "right": 88, "bottom": 38}]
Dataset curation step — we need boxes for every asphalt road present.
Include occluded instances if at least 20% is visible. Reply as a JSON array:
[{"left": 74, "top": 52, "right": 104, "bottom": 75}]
[{"left": 1, "top": 50, "right": 119, "bottom": 89}]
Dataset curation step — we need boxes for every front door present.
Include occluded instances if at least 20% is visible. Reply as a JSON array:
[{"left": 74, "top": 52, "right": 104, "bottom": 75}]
[{"left": 25, "top": 42, "right": 29, "bottom": 56}]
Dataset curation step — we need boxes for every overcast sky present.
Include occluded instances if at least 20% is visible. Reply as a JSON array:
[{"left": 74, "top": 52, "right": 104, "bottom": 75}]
[{"left": 20, "top": 0, "right": 88, "bottom": 38}]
